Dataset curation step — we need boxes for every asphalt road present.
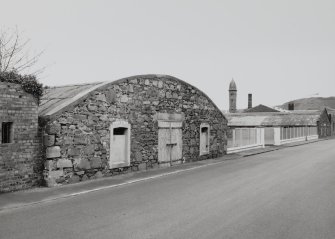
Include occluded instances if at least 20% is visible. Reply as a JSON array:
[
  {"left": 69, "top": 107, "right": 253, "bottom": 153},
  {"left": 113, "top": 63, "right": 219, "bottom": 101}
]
[{"left": 1, "top": 139, "right": 335, "bottom": 239}]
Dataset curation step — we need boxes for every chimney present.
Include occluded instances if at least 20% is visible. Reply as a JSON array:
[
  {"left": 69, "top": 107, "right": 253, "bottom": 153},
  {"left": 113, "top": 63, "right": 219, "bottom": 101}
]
[
  {"left": 288, "top": 102, "right": 294, "bottom": 111},
  {"left": 248, "top": 94, "right": 252, "bottom": 109}
]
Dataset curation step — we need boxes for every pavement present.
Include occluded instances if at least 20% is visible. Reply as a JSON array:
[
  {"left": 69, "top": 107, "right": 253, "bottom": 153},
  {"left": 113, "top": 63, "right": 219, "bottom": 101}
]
[{"left": 0, "top": 137, "right": 329, "bottom": 211}]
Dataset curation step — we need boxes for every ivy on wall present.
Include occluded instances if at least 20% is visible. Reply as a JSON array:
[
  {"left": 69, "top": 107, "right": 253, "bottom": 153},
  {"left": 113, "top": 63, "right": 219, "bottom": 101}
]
[{"left": 0, "top": 71, "right": 43, "bottom": 104}]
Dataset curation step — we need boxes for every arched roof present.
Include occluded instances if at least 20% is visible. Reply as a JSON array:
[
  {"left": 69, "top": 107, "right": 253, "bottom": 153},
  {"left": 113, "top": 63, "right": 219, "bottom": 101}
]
[
  {"left": 39, "top": 74, "right": 226, "bottom": 121},
  {"left": 229, "top": 79, "right": 237, "bottom": 91}
]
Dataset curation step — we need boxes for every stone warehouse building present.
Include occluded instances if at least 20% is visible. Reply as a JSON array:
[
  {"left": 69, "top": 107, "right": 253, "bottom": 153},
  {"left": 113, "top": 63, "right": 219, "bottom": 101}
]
[
  {"left": 0, "top": 82, "right": 41, "bottom": 192},
  {"left": 39, "top": 75, "right": 228, "bottom": 186}
]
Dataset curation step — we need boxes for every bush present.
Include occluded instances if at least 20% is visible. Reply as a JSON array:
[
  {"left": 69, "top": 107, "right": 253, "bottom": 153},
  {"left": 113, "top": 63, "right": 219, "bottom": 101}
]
[{"left": 0, "top": 71, "right": 43, "bottom": 104}]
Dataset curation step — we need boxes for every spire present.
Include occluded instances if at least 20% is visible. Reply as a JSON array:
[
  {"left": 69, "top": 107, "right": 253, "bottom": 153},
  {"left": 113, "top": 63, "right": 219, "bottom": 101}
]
[
  {"left": 229, "top": 78, "right": 237, "bottom": 91},
  {"left": 229, "top": 78, "right": 237, "bottom": 113}
]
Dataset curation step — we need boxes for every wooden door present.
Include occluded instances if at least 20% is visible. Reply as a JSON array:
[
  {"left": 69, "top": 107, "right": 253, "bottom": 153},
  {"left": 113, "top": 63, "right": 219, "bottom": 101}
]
[{"left": 158, "top": 121, "right": 183, "bottom": 165}]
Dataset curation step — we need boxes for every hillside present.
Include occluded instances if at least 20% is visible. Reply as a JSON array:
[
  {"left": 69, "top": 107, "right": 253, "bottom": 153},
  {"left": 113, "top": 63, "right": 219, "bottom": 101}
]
[{"left": 279, "top": 97, "right": 335, "bottom": 110}]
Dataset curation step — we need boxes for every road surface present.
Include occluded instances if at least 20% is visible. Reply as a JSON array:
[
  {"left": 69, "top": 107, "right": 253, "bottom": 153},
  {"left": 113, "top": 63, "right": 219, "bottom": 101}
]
[{"left": 1, "top": 139, "right": 335, "bottom": 239}]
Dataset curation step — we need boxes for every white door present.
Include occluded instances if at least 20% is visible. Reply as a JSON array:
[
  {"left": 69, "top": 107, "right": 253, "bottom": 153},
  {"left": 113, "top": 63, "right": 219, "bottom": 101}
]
[
  {"left": 200, "top": 127, "right": 209, "bottom": 155},
  {"left": 110, "top": 126, "right": 130, "bottom": 168}
]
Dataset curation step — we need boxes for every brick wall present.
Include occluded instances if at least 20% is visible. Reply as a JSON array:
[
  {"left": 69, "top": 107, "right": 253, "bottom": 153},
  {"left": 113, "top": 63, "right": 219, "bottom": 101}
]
[
  {"left": 41, "top": 75, "right": 228, "bottom": 186},
  {"left": 0, "top": 82, "right": 42, "bottom": 192}
]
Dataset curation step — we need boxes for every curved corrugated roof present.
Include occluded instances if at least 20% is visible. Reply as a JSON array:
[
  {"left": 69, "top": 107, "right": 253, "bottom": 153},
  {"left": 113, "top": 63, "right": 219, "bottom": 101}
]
[
  {"left": 39, "top": 74, "right": 226, "bottom": 121},
  {"left": 39, "top": 81, "right": 106, "bottom": 117}
]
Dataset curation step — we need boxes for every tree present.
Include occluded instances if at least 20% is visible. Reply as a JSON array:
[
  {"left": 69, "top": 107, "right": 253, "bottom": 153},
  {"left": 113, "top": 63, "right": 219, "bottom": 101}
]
[
  {"left": 0, "top": 27, "right": 44, "bottom": 75},
  {"left": 0, "top": 28, "right": 44, "bottom": 103}
]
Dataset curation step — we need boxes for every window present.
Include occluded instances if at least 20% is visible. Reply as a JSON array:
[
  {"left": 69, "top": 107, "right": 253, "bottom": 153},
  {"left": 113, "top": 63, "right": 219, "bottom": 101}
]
[
  {"left": 113, "top": 127, "right": 127, "bottom": 135},
  {"left": 2, "top": 122, "right": 13, "bottom": 144}
]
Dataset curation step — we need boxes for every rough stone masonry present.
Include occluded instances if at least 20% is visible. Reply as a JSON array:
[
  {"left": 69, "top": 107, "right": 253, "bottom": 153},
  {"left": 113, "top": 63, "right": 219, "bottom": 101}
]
[{"left": 40, "top": 75, "right": 228, "bottom": 186}]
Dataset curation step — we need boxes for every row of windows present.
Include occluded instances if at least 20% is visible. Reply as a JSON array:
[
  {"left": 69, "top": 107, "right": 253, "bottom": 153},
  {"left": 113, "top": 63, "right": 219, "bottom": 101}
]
[
  {"left": 280, "top": 126, "right": 317, "bottom": 140},
  {"left": 227, "top": 128, "right": 259, "bottom": 148}
]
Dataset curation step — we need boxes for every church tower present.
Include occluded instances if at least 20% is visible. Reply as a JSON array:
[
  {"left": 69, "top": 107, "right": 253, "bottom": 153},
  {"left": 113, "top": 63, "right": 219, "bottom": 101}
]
[{"left": 229, "top": 79, "right": 237, "bottom": 113}]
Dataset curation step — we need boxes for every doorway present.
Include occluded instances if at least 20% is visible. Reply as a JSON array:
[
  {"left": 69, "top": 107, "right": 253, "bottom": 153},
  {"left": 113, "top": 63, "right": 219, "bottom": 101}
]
[
  {"left": 200, "top": 123, "right": 210, "bottom": 155},
  {"left": 110, "top": 121, "right": 131, "bottom": 168},
  {"left": 158, "top": 121, "right": 183, "bottom": 166}
]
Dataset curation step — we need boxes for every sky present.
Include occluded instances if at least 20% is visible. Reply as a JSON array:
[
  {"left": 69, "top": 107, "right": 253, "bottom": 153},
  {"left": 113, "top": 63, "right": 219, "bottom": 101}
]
[{"left": 1, "top": 0, "right": 335, "bottom": 110}]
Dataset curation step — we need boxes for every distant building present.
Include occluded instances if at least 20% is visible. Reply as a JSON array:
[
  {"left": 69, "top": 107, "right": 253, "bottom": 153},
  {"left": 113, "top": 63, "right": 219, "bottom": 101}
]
[
  {"left": 325, "top": 107, "right": 335, "bottom": 136},
  {"left": 244, "top": 104, "right": 279, "bottom": 113},
  {"left": 225, "top": 109, "right": 331, "bottom": 148}
]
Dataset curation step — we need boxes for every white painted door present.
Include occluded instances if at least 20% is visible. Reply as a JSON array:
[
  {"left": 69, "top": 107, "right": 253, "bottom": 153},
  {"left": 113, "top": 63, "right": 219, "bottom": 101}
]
[
  {"left": 111, "top": 135, "right": 127, "bottom": 164},
  {"left": 200, "top": 128, "right": 209, "bottom": 154},
  {"left": 110, "top": 125, "right": 130, "bottom": 168}
]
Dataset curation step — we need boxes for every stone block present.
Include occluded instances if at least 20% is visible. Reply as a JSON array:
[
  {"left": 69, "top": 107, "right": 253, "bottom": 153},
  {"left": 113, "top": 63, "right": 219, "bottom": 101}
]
[
  {"left": 120, "top": 95, "right": 128, "bottom": 103},
  {"left": 46, "top": 146, "right": 61, "bottom": 159},
  {"left": 64, "top": 136, "right": 73, "bottom": 145},
  {"left": 69, "top": 125, "right": 76, "bottom": 130},
  {"left": 45, "top": 170, "right": 64, "bottom": 180},
  {"left": 130, "top": 79, "right": 138, "bottom": 84},
  {"left": 75, "top": 171, "right": 85, "bottom": 176},
  {"left": 87, "top": 104, "right": 98, "bottom": 111},
  {"left": 84, "top": 145, "right": 95, "bottom": 155},
  {"left": 55, "top": 176, "right": 66, "bottom": 184},
  {"left": 81, "top": 174, "right": 89, "bottom": 181},
  {"left": 106, "top": 89, "right": 116, "bottom": 103},
  {"left": 94, "top": 171, "right": 103, "bottom": 179},
  {"left": 68, "top": 175, "right": 81, "bottom": 184},
  {"left": 44, "top": 178, "right": 58, "bottom": 187},
  {"left": 74, "top": 136, "right": 87, "bottom": 145},
  {"left": 135, "top": 151, "right": 142, "bottom": 161},
  {"left": 74, "top": 157, "right": 91, "bottom": 170},
  {"left": 57, "top": 158, "right": 73, "bottom": 168},
  {"left": 46, "top": 123, "right": 61, "bottom": 135},
  {"left": 43, "top": 134, "right": 55, "bottom": 147},
  {"left": 44, "top": 160, "right": 57, "bottom": 171},
  {"left": 90, "top": 157, "right": 102, "bottom": 168},
  {"left": 138, "top": 162, "right": 147, "bottom": 171},
  {"left": 73, "top": 114, "right": 87, "bottom": 121},
  {"left": 68, "top": 147, "right": 81, "bottom": 156},
  {"left": 96, "top": 94, "right": 107, "bottom": 102}
]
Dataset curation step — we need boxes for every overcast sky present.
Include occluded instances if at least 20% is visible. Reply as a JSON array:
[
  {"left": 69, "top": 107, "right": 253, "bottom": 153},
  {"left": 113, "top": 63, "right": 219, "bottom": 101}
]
[{"left": 1, "top": 0, "right": 334, "bottom": 110}]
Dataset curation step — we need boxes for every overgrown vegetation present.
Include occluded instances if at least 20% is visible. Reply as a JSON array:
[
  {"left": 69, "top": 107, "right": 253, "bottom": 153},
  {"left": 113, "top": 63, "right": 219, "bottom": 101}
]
[{"left": 0, "top": 71, "right": 43, "bottom": 103}]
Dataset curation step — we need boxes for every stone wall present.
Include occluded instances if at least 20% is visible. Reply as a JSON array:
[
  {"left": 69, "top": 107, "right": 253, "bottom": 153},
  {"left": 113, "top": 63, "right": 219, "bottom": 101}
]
[
  {"left": 0, "top": 82, "right": 42, "bottom": 192},
  {"left": 41, "top": 75, "right": 227, "bottom": 186}
]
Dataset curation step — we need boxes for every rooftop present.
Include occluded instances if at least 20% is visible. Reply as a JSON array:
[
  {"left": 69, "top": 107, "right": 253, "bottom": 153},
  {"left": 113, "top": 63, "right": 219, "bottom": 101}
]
[{"left": 224, "top": 110, "right": 323, "bottom": 127}]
